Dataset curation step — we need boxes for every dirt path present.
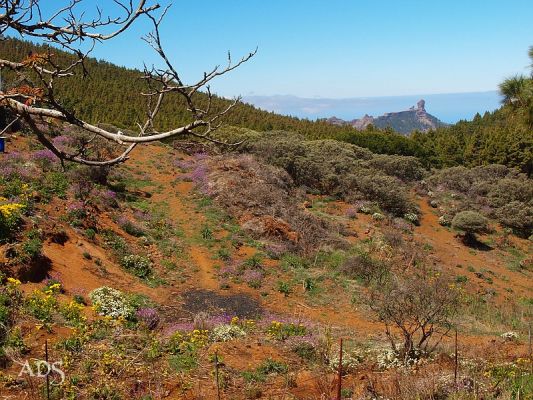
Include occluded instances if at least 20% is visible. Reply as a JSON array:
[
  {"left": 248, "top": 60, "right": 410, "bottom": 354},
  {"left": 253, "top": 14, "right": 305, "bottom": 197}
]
[{"left": 131, "top": 146, "right": 220, "bottom": 291}]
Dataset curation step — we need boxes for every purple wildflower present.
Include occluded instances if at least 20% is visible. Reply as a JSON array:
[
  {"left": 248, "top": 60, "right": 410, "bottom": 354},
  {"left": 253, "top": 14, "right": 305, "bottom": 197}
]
[
  {"left": 174, "top": 159, "right": 192, "bottom": 170},
  {"left": 103, "top": 190, "right": 117, "bottom": 199},
  {"left": 243, "top": 269, "right": 263, "bottom": 288},
  {"left": 190, "top": 164, "right": 208, "bottom": 192},
  {"left": 4, "top": 151, "right": 25, "bottom": 162},
  {"left": 164, "top": 322, "right": 195, "bottom": 336},
  {"left": 133, "top": 210, "right": 151, "bottom": 222},
  {"left": 218, "top": 264, "right": 238, "bottom": 278},
  {"left": 136, "top": 307, "right": 160, "bottom": 330},
  {"left": 67, "top": 200, "right": 85, "bottom": 212},
  {"left": 52, "top": 135, "right": 75, "bottom": 151},
  {"left": 345, "top": 206, "right": 358, "bottom": 219},
  {"left": 31, "top": 149, "right": 58, "bottom": 165},
  {"left": 193, "top": 152, "right": 209, "bottom": 161}
]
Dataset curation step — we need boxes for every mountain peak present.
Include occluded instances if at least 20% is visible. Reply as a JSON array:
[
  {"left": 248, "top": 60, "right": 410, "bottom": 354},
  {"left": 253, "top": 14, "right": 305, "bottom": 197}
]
[{"left": 326, "top": 100, "right": 446, "bottom": 134}]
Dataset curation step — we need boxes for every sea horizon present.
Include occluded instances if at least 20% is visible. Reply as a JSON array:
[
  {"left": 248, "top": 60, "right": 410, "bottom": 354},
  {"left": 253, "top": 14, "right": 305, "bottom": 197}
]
[{"left": 243, "top": 90, "right": 502, "bottom": 124}]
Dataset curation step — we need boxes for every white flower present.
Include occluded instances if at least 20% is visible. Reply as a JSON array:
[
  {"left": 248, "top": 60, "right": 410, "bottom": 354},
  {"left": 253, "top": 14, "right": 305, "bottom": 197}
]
[
  {"left": 89, "top": 286, "right": 134, "bottom": 319},
  {"left": 501, "top": 331, "right": 519, "bottom": 341},
  {"left": 328, "top": 349, "right": 364, "bottom": 372},
  {"left": 210, "top": 324, "right": 246, "bottom": 342},
  {"left": 404, "top": 213, "right": 419, "bottom": 224},
  {"left": 438, "top": 215, "right": 450, "bottom": 226},
  {"left": 372, "top": 212, "right": 384, "bottom": 221}
]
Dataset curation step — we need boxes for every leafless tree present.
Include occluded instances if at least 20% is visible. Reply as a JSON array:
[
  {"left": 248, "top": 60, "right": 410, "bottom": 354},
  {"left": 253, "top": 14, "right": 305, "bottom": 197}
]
[
  {"left": 369, "top": 267, "right": 459, "bottom": 363},
  {"left": 0, "top": 0, "right": 256, "bottom": 165}
]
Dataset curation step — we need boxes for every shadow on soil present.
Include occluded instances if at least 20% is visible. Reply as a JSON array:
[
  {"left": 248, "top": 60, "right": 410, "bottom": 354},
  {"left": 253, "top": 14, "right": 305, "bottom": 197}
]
[
  {"left": 17, "top": 255, "right": 52, "bottom": 282},
  {"left": 181, "top": 289, "right": 263, "bottom": 319}
]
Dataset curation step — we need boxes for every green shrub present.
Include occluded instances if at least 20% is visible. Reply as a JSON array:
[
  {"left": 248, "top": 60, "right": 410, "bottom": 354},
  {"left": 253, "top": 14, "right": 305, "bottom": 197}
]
[
  {"left": 102, "top": 229, "right": 130, "bottom": 258},
  {"left": 280, "top": 253, "right": 307, "bottom": 270},
  {"left": 257, "top": 358, "right": 288, "bottom": 375},
  {"left": 366, "top": 154, "right": 426, "bottom": 182},
  {"left": 84, "top": 228, "right": 96, "bottom": 240},
  {"left": 291, "top": 341, "right": 317, "bottom": 361},
  {"left": 201, "top": 225, "right": 213, "bottom": 240},
  {"left": 169, "top": 350, "right": 198, "bottom": 372},
  {"left": 277, "top": 281, "right": 291, "bottom": 296},
  {"left": 89, "top": 385, "right": 121, "bottom": 400},
  {"left": 4, "top": 327, "right": 28, "bottom": 353},
  {"left": 244, "top": 253, "right": 263, "bottom": 269},
  {"left": 18, "top": 233, "right": 43, "bottom": 262},
  {"left": 216, "top": 248, "right": 231, "bottom": 261},
  {"left": 121, "top": 254, "right": 152, "bottom": 279},
  {"left": 40, "top": 171, "right": 69, "bottom": 199},
  {"left": 242, "top": 358, "right": 288, "bottom": 383},
  {"left": 451, "top": 211, "right": 489, "bottom": 241}
]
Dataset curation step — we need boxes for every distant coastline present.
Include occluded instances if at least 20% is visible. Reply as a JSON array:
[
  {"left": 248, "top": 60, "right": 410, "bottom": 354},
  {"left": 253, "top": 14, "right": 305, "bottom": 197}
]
[{"left": 243, "top": 91, "right": 501, "bottom": 124}]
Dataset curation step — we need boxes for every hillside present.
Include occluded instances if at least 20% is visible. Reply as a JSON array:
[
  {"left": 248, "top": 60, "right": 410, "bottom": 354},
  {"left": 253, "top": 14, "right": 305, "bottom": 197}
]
[
  {"left": 328, "top": 99, "right": 447, "bottom": 134},
  {"left": 0, "top": 127, "right": 531, "bottom": 399},
  {"left": 2, "top": 1, "right": 533, "bottom": 398}
]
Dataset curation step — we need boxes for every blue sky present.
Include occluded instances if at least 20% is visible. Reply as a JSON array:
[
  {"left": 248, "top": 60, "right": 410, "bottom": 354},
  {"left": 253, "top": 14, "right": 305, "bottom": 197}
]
[{"left": 33, "top": 1, "right": 533, "bottom": 98}]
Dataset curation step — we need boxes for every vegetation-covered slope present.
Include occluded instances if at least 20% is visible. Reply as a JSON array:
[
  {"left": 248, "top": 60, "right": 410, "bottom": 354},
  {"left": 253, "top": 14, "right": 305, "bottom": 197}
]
[
  {"left": 0, "top": 127, "right": 531, "bottom": 398},
  {"left": 2, "top": 37, "right": 531, "bottom": 175}
]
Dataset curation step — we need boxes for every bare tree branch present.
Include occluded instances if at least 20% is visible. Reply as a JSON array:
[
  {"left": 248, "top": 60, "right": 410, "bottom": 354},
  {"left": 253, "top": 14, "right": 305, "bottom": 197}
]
[{"left": 0, "top": 0, "right": 255, "bottom": 165}]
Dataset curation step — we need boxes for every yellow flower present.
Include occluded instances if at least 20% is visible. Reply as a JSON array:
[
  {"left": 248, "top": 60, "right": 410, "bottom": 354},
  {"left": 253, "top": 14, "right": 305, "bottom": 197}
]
[
  {"left": 0, "top": 203, "right": 25, "bottom": 218},
  {"left": 6, "top": 277, "right": 21, "bottom": 287}
]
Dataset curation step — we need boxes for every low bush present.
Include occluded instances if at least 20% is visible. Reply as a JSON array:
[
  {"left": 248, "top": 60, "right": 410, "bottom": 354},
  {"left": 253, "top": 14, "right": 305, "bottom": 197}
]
[
  {"left": 427, "top": 164, "right": 532, "bottom": 237},
  {"left": 365, "top": 154, "right": 426, "bottom": 182},
  {"left": 89, "top": 286, "right": 135, "bottom": 320},
  {"left": 211, "top": 324, "right": 246, "bottom": 342},
  {"left": 121, "top": 254, "right": 153, "bottom": 279},
  {"left": 451, "top": 211, "right": 489, "bottom": 242},
  {"left": 232, "top": 132, "right": 416, "bottom": 216},
  {"left": 340, "top": 251, "right": 388, "bottom": 284}
]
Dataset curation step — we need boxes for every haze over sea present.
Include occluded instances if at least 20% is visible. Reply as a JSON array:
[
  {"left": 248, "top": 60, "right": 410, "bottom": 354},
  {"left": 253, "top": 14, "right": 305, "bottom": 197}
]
[{"left": 243, "top": 91, "right": 502, "bottom": 124}]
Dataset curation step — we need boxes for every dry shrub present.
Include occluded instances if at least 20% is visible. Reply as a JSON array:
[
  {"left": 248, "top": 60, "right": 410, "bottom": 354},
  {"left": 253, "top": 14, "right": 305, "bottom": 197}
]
[
  {"left": 340, "top": 251, "right": 389, "bottom": 285},
  {"left": 204, "top": 154, "right": 344, "bottom": 254},
  {"left": 233, "top": 132, "right": 417, "bottom": 216},
  {"left": 381, "top": 228, "right": 404, "bottom": 248},
  {"left": 368, "top": 267, "right": 460, "bottom": 361},
  {"left": 365, "top": 365, "right": 453, "bottom": 400}
]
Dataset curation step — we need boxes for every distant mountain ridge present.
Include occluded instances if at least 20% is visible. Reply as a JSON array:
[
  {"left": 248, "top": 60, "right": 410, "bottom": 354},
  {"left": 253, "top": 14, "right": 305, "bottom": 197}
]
[
  {"left": 327, "top": 99, "right": 447, "bottom": 134},
  {"left": 243, "top": 92, "right": 501, "bottom": 123}
]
